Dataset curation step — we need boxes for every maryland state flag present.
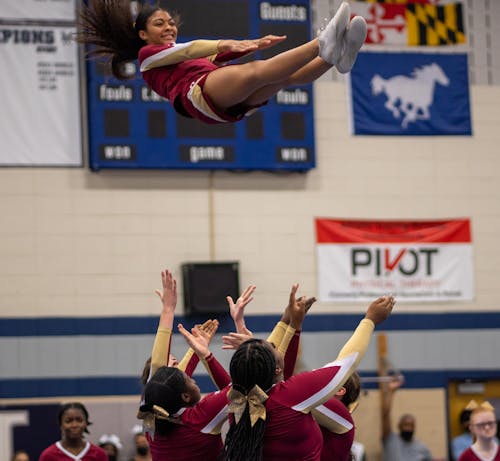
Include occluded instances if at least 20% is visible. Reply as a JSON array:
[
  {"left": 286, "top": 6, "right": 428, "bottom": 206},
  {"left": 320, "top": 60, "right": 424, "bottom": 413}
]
[
  {"left": 350, "top": 1, "right": 466, "bottom": 45},
  {"left": 407, "top": 3, "right": 465, "bottom": 45}
]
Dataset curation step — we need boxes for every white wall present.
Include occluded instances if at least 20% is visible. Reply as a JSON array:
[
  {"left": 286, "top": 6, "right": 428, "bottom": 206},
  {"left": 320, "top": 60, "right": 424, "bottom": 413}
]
[{"left": 1, "top": 81, "right": 500, "bottom": 317}]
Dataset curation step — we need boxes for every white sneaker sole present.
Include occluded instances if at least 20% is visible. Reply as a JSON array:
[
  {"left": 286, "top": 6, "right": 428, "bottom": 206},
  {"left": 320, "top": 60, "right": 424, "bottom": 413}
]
[
  {"left": 336, "top": 16, "right": 367, "bottom": 74},
  {"left": 318, "top": 1, "right": 351, "bottom": 65}
]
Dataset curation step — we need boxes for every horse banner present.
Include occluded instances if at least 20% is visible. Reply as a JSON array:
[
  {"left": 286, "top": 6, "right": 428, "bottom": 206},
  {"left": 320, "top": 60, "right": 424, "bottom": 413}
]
[
  {"left": 349, "top": 2, "right": 466, "bottom": 46},
  {"left": 315, "top": 218, "right": 474, "bottom": 303},
  {"left": 348, "top": 51, "right": 472, "bottom": 135}
]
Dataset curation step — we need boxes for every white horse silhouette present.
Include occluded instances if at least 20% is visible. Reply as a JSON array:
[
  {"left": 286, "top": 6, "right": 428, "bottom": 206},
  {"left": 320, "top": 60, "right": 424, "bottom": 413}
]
[{"left": 370, "top": 63, "right": 450, "bottom": 128}]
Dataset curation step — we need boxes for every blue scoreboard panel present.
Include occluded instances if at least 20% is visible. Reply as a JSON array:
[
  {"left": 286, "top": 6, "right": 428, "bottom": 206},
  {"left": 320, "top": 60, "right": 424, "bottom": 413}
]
[{"left": 87, "top": 0, "right": 315, "bottom": 171}]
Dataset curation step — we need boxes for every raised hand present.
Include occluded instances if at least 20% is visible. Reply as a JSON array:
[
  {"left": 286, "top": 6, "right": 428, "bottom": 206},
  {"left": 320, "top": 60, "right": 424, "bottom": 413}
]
[
  {"left": 285, "top": 284, "right": 308, "bottom": 329},
  {"left": 199, "top": 319, "right": 220, "bottom": 344},
  {"left": 155, "top": 269, "right": 177, "bottom": 313},
  {"left": 221, "top": 329, "right": 253, "bottom": 350},
  {"left": 365, "top": 295, "right": 395, "bottom": 325},
  {"left": 178, "top": 323, "right": 210, "bottom": 359},
  {"left": 227, "top": 285, "right": 256, "bottom": 333},
  {"left": 300, "top": 296, "right": 317, "bottom": 313}
]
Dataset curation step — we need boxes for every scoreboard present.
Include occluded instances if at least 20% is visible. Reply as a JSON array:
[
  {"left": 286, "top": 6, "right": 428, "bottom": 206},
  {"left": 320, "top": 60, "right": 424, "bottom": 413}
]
[{"left": 86, "top": 0, "right": 316, "bottom": 171}]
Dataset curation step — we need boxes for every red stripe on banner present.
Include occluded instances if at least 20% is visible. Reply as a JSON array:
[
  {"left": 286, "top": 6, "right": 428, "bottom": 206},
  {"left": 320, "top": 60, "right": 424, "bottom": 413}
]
[{"left": 315, "top": 219, "right": 471, "bottom": 243}]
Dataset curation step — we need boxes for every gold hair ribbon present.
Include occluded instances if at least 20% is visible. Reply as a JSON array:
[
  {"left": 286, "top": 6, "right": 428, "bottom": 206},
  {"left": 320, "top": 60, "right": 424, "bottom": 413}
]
[
  {"left": 466, "top": 400, "right": 494, "bottom": 411},
  {"left": 138, "top": 405, "right": 171, "bottom": 440},
  {"left": 153, "top": 405, "right": 170, "bottom": 419},
  {"left": 228, "top": 385, "right": 268, "bottom": 427}
]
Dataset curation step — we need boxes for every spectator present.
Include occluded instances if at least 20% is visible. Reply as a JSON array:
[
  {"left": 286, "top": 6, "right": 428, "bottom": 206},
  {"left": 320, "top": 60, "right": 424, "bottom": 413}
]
[
  {"left": 98, "top": 434, "right": 122, "bottom": 461},
  {"left": 382, "top": 377, "right": 432, "bottom": 461},
  {"left": 452, "top": 407, "right": 474, "bottom": 460},
  {"left": 129, "top": 431, "right": 152, "bottom": 461}
]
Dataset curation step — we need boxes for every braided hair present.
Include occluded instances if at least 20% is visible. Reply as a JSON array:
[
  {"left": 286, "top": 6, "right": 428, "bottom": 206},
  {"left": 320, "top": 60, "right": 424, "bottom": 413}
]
[
  {"left": 76, "top": 0, "right": 177, "bottom": 80},
  {"left": 221, "top": 339, "right": 276, "bottom": 461},
  {"left": 141, "top": 366, "right": 188, "bottom": 435}
]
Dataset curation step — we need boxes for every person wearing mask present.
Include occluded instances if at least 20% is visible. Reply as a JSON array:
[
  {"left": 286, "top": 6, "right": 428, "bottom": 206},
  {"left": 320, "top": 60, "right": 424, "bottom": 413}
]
[
  {"left": 129, "top": 432, "right": 152, "bottom": 461},
  {"left": 382, "top": 377, "right": 432, "bottom": 461}
]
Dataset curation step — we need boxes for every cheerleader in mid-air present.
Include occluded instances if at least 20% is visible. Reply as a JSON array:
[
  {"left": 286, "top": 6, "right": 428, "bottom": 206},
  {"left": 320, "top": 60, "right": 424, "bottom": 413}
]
[{"left": 77, "top": 1, "right": 366, "bottom": 124}]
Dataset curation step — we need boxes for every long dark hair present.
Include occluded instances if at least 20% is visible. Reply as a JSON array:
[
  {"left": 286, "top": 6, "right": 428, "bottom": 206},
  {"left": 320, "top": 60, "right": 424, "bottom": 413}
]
[
  {"left": 75, "top": 0, "right": 162, "bottom": 79},
  {"left": 221, "top": 339, "right": 276, "bottom": 461},
  {"left": 141, "top": 366, "right": 188, "bottom": 436}
]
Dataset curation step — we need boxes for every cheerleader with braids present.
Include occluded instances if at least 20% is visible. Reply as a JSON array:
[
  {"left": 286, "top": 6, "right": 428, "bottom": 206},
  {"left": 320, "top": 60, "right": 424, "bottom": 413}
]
[
  {"left": 221, "top": 286, "right": 395, "bottom": 461},
  {"left": 222, "top": 288, "right": 373, "bottom": 461},
  {"left": 77, "top": 1, "right": 366, "bottom": 124},
  {"left": 137, "top": 269, "right": 231, "bottom": 461}
]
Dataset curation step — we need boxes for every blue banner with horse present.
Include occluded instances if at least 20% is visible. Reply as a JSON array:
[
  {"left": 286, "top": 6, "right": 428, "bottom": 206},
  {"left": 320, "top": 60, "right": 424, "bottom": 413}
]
[{"left": 349, "top": 51, "right": 472, "bottom": 136}]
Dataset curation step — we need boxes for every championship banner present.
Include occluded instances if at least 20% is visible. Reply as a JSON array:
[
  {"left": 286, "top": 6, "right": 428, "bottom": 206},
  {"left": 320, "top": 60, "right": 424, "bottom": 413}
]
[
  {"left": 349, "top": 51, "right": 472, "bottom": 135},
  {"left": 0, "top": 25, "right": 82, "bottom": 166},
  {"left": 0, "top": 0, "right": 76, "bottom": 21},
  {"left": 349, "top": 1, "right": 465, "bottom": 46},
  {"left": 315, "top": 218, "right": 474, "bottom": 303}
]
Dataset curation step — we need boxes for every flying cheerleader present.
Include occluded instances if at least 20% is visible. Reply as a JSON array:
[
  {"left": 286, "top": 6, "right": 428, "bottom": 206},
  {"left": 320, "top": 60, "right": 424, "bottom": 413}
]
[{"left": 77, "top": 1, "right": 366, "bottom": 125}]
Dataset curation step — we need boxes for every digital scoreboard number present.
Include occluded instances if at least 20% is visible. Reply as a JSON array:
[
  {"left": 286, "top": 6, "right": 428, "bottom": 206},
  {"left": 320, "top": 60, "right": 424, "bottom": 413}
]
[{"left": 87, "top": 0, "right": 315, "bottom": 171}]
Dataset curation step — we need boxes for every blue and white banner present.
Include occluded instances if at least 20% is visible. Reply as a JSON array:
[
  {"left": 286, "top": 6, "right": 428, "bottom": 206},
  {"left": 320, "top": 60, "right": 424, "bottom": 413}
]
[{"left": 349, "top": 51, "right": 472, "bottom": 135}]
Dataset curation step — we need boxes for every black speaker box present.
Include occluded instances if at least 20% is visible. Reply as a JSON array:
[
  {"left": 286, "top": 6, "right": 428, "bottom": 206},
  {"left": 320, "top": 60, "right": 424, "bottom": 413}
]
[{"left": 182, "top": 262, "right": 240, "bottom": 316}]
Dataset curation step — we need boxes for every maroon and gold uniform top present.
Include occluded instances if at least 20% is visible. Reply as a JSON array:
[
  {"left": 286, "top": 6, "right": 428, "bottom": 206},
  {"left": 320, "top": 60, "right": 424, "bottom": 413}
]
[
  {"left": 39, "top": 442, "right": 108, "bottom": 461},
  {"left": 458, "top": 445, "right": 500, "bottom": 461},
  {"left": 139, "top": 41, "right": 255, "bottom": 124}
]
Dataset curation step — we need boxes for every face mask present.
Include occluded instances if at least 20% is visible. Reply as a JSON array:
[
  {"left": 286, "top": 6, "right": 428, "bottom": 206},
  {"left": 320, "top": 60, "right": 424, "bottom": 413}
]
[
  {"left": 400, "top": 430, "right": 414, "bottom": 442},
  {"left": 137, "top": 445, "right": 150, "bottom": 456}
]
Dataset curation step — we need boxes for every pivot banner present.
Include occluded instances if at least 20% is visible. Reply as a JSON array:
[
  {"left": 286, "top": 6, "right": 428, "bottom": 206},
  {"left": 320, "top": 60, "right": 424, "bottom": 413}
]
[{"left": 315, "top": 218, "right": 474, "bottom": 302}]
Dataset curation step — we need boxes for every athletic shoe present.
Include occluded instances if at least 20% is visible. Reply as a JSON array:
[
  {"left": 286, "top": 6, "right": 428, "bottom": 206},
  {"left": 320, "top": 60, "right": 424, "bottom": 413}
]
[
  {"left": 335, "top": 15, "right": 367, "bottom": 74},
  {"left": 318, "top": 1, "right": 350, "bottom": 65}
]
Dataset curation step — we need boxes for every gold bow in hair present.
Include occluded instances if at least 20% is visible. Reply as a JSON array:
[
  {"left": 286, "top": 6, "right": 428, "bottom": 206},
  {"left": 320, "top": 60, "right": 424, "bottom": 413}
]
[
  {"left": 466, "top": 400, "right": 494, "bottom": 411},
  {"left": 139, "top": 405, "right": 171, "bottom": 440},
  {"left": 228, "top": 385, "right": 268, "bottom": 427}
]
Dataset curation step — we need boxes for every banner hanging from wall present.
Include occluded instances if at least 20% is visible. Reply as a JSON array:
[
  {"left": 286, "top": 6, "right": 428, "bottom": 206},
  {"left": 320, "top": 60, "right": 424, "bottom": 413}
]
[
  {"left": 0, "top": 25, "right": 82, "bottom": 166},
  {"left": 349, "top": 51, "right": 472, "bottom": 135},
  {"left": 0, "top": 0, "right": 76, "bottom": 21},
  {"left": 315, "top": 218, "right": 474, "bottom": 303},
  {"left": 349, "top": 1, "right": 466, "bottom": 46}
]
